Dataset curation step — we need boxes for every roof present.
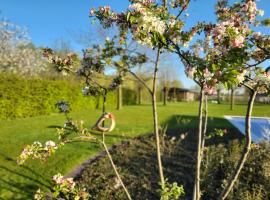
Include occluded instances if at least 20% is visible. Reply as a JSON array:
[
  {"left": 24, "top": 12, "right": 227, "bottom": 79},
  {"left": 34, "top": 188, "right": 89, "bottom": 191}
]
[{"left": 168, "top": 87, "right": 198, "bottom": 93}]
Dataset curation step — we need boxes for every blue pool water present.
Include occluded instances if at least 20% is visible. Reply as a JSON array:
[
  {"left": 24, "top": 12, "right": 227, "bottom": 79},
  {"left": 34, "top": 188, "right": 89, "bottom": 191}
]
[{"left": 225, "top": 116, "right": 270, "bottom": 143}]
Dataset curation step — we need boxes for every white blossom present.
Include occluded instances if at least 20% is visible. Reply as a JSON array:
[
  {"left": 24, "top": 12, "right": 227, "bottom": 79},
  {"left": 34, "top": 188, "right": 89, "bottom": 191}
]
[{"left": 0, "top": 20, "right": 47, "bottom": 76}]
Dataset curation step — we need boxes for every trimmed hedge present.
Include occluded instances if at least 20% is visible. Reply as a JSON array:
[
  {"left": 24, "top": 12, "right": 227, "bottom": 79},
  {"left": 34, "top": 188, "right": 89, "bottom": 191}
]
[
  {"left": 0, "top": 74, "right": 117, "bottom": 120},
  {"left": 123, "top": 88, "right": 137, "bottom": 105}
]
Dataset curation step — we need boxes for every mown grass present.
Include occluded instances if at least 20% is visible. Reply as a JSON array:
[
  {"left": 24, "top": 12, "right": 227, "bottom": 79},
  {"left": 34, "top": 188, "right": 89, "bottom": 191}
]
[{"left": 0, "top": 102, "right": 269, "bottom": 199}]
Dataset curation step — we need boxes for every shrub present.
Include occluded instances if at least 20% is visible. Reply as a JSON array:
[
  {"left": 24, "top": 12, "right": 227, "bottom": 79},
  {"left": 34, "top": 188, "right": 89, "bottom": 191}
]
[
  {"left": 201, "top": 141, "right": 270, "bottom": 200},
  {"left": 0, "top": 73, "right": 117, "bottom": 120},
  {"left": 122, "top": 88, "right": 137, "bottom": 105}
]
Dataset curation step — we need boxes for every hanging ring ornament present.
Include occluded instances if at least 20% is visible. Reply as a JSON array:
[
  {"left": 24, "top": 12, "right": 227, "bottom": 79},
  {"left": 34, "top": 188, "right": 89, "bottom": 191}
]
[{"left": 92, "top": 112, "right": 116, "bottom": 132}]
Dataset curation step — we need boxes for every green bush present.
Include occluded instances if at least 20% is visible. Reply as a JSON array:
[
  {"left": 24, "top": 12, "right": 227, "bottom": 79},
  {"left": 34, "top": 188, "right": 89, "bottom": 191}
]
[
  {"left": 123, "top": 88, "right": 137, "bottom": 105},
  {"left": 201, "top": 141, "right": 270, "bottom": 200},
  {"left": 0, "top": 73, "right": 117, "bottom": 120}
]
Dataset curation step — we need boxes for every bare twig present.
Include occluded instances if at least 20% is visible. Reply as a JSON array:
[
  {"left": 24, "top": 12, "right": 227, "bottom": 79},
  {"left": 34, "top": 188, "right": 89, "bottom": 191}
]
[
  {"left": 247, "top": 56, "right": 270, "bottom": 68},
  {"left": 101, "top": 132, "right": 132, "bottom": 200},
  {"left": 116, "top": 61, "right": 153, "bottom": 94},
  {"left": 127, "top": 68, "right": 153, "bottom": 95},
  {"left": 175, "top": 0, "right": 190, "bottom": 21},
  {"left": 249, "top": 38, "right": 270, "bottom": 55}
]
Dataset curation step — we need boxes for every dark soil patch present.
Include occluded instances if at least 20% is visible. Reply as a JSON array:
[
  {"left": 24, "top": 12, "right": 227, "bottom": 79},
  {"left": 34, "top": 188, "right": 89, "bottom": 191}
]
[
  {"left": 75, "top": 129, "right": 240, "bottom": 199},
  {"left": 74, "top": 115, "right": 270, "bottom": 200}
]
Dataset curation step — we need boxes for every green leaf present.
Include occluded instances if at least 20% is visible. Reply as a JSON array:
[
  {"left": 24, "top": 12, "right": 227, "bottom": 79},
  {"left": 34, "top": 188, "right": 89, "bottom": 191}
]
[
  {"left": 211, "top": 63, "right": 217, "bottom": 70},
  {"left": 262, "top": 18, "right": 270, "bottom": 27},
  {"left": 126, "top": 12, "right": 131, "bottom": 21},
  {"left": 160, "top": 34, "right": 167, "bottom": 46},
  {"left": 129, "top": 16, "right": 136, "bottom": 24}
]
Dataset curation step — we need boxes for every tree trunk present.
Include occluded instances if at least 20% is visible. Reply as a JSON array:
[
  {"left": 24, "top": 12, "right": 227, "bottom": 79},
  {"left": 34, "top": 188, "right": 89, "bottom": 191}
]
[
  {"left": 117, "top": 84, "right": 122, "bottom": 110},
  {"left": 230, "top": 88, "right": 234, "bottom": 111},
  {"left": 138, "top": 86, "right": 142, "bottom": 105},
  {"left": 217, "top": 89, "right": 221, "bottom": 104},
  {"left": 193, "top": 88, "right": 204, "bottom": 200},
  {"left": 201, "top": 95, "right": 208, "bottom": 153},
  {"left": 102, "top": 92, "right": 107, "bottom": 114},
  {"left": 125, "top": 49, "right": 164, "bottom": 187},
  {"left": 173, "top": 88, "right": 176, "bottom": 102},
  {"left": 95, "top": 96, "right": 100, "bottom": 109},
  {"left": 163, "top": 87, "right": 167, "bottom": 106},
  {"left": 218, "top": 90, "right": 257, "bottom": 200},
  {"left": 152, "top": 48, "right": 165, "bottom": 186}
]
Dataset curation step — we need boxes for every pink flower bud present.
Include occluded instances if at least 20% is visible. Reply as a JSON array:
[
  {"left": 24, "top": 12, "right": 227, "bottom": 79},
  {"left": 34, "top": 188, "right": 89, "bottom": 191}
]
[
  {"left": 104, "top": 6, "right": 110, "bottom": 12},
  {"left": 230, "top": 35, "right": 245, "bottom": 48},
  {"left": 249, "top": 14, "right": 255, "bottom": 22}
]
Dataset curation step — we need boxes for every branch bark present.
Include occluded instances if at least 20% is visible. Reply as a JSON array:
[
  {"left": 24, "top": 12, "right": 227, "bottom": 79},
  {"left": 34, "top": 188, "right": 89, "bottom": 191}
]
[
  {"left": 218, "top": 89, "right": 257, "bottom": 200},
  {"left": 102, "top": 133, "right": 132, "bottom": 200},
  {"left": 123, "top": 48, "right": 165, "bottom": 186},
  {"left": 162, "top": 0, "right": 167, "bottom": 8},
  {"left": 230, "top": 88, "right": 234, "bottom": 111},
  {"left": 102, "top": 91, "right": 107, "bottom": 114},
  {"left": 117, "top": 84, "right": 122, "bottom": 110},
  {"left": 193, "top": 88, "right": 204, "bottom": 200},
  {"left": 201, "top": 94, "right": 208, "bottom": 155},
  {"left": 128, "top": 69, "right": 153, "bottom": 95},
  {"left": 152, "top": 48, "right": 165, "bottom": 186},
  {"left": 163, "top": 86, "right": 167, "bottom": 106}
]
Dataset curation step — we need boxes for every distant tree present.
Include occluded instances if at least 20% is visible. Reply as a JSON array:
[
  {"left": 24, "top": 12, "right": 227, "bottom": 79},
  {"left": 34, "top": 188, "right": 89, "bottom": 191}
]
[
  {"left": 0, "top": 19, "right": 47, "bottom": 76},
  {"left": 170, "top": 79, "right": 183, "bottom": 88},
  {"left": 52, "top": 38, "right": 73, "bottom": 56},
  {"left": 159, "top": 65, "right": 183, "bottom": 105},
  {"left": 230, "top": 87, "right": 235, "bottom": 110}
]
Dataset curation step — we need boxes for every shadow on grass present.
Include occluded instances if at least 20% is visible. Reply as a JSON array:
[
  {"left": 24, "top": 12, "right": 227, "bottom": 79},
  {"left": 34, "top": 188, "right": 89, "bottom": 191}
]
[
  {"left": 0, "top": 153, "right": 51, "bottom": 199},
  {"left": 47, "top": 125, "right": 62, "bottom": 129},
  {"left": 78, "top": 115, "right": 243, "bottom": 200},
  {"left": 0, "top": 128, "right": 133, "bottom": 199}
]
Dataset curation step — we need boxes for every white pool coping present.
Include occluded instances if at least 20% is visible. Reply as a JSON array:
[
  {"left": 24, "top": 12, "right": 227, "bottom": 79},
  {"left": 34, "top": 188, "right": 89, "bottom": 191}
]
[{"left": 224, "top": 115, "right": 270, "bottom": 120}]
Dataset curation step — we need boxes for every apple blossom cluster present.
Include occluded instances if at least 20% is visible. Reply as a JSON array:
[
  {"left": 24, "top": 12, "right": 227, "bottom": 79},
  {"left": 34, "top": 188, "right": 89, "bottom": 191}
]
[
  {"left": 42, "top": 48, "right": 78, "bottom": 75},
  {"left": 43, "top": 46, "right": 118, "bottom": 98},
  {"left": 212, "top": 0, "right": 262, "bottom": 54},
  {"left": 170, "top": 0, "right": 189, "bottom": 9},
  {"left": 182, "top": 35, "right": 251, "bottom": 95},
  {"left": 34, "top": 174, "right": 90, "bottom": 200},
  {"left": 17, "top": 141, "right": 58, "bottom": 165},
  {"left": 251, "top": 33, "right": 270, "bottom": 62},
  {"left": 236, "top": 69, "right": 247, "bottom": 84},
  {"left": 250, "top": 72, "right": 270, "bottom": 94},
  {"left": 90, "top": 0, "right": 195, "bottom": 49},
  {"left": 128, "top": 2, "right": 166, "bottom": 46},
  {"left": 185, "top": 66, "right": 196, "bottom": 79},
  {"left": 179, "top": 1, "right": 269, "bottom": 97},
  {"left": 43, "top": 37, "right": 148, "bottom": 100},
  {"left": 212, "top": 19, "right": 249, "bottom": 50},
  {"left": 183, "top": 62, "right": 218, "bottom": 95},
  {"left": 80, "top": 47, "right": 105, "bottom": 74}
]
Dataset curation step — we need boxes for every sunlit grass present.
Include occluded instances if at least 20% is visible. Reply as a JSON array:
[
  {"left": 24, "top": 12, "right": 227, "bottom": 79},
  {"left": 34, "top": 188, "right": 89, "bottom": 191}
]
[{"left": 0, "top": 102, "right": 269, "bottom": 199}]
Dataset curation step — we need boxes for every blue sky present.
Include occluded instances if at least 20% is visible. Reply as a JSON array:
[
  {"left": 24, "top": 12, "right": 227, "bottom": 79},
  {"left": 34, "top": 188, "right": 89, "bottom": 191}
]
[{"left": 0, "top": 0, "right": 270, "bottom": 88}]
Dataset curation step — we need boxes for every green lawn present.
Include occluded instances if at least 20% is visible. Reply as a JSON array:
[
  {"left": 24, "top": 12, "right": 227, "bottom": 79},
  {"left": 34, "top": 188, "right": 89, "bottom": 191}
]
[{"left": 0, "top": 102, "right": 269, "bottom": 199}]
